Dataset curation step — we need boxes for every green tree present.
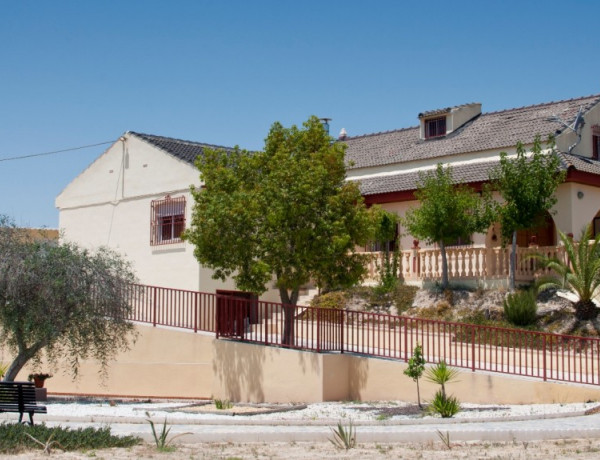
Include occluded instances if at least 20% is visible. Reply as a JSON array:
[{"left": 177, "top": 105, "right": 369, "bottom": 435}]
[
  {"left": 403, "top": 164, "right": 495, "bottom": 289},
  {"left": 536, "top": 225, "right": 600, "bottom": 322},
  {"left": 0, "top": 216, "right": 138, "bottom": 381},
  {"left": 185, "top": 116, "right": 374, "bottom": 345},
  {"left": 372, "top": 207, "right": 400, "bottom": 293},
  {"left": 404, "top": 343, "right": 426, "bottom": 408},
  {"left": 490, "top": 135, "right": 564, "bottom": 291}
]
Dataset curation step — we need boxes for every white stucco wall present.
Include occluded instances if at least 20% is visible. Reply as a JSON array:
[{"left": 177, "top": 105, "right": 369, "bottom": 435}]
[{"left": 56, "top": 133, "right": 280, "bottom": 301}]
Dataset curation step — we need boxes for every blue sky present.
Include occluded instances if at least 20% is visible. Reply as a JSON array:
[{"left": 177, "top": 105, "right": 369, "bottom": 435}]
[{"left": 2, "top": 0, "right": 600, "bottom": 228}]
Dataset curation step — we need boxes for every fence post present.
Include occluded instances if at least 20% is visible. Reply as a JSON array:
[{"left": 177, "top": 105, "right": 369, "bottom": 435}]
[
  {"left": 404, "top": 317, "right": 408, "bottom": 362},
  {"left": 543, "top": 335, "right": 547, "bottom": 381},
  {"left": 194, "top": 293, "right": 198, "bottom": 333},
  {"left": 471, "top": 326, "right": 476, "bottom": 372},
  {"left": 264, "top": 304, "right": 269, "bottom": 345},
  {"left": 152, "top": 286, "right": 157, "bottom": 327},
  {"left": 317, "top": 308, "right": 321, "bottom": 353},
  {"left": 340, "top": 309, "right": 344, "bottom": 354}
]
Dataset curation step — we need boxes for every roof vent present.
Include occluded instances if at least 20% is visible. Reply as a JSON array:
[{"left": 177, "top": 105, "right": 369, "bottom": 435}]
[{"left": 338, "top": 128, "right": 347, "bottom": 140}]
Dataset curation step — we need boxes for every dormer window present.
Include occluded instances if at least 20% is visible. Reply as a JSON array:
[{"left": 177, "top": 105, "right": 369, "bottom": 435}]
[
  {"left": 425, "top": 117, "right": 447, "bottom": 139},
  {"left": 418, "top": 103, "right": 481, "bottom": 141}
]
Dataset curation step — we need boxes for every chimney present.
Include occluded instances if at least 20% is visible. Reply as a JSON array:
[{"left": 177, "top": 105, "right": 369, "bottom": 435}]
[{"left": 319, "top": 117, "right": 331, "bottom": 135}]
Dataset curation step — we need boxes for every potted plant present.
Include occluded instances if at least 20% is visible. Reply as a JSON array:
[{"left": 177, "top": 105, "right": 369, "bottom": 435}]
[{"left": 28, "top": 373, "right": 52, "bottom": 388}]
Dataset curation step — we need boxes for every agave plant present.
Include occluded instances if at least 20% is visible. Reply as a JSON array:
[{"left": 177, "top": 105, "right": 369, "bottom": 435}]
[{"left": 535, "top": 225, "right": 600, "bottom": 321}]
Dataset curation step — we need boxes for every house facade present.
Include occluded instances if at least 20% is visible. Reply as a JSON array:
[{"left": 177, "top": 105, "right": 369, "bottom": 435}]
[
  {"left": 343, "top": 94, "right": 600, "bottom": 285},
  {"left": 56, "top": 132, "right": 277, "bottom": 300},
  {"left": 56, "top": 94, "right": 600, "bottom": 292}
]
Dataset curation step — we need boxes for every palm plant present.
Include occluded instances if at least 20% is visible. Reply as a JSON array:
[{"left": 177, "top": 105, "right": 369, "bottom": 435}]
[
  {"left": 535, "top": 225, "right": 600, "bottom": 321},
  {"left": 425, "top": 361, "right": 459, "bottom": 399}
]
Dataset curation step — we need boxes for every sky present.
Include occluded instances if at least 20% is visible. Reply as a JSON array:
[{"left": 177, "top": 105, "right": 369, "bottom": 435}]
[{"left": 1, "top": 0, "right": 600, "bottom": 228}]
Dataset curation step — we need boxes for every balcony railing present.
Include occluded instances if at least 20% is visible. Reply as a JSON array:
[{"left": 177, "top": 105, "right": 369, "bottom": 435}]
[{"left": 364, "top": 245, "right": 565, "bottom": 284}]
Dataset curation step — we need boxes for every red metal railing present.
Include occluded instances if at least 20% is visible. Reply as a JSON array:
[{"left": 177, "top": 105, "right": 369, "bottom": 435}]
[{"left": 127, "top": 284, "right": 600, "bottom": 386}]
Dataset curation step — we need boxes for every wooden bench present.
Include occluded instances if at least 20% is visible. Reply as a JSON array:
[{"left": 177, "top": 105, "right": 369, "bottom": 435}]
[{"left": 0, "top": 381, "right": 47, "bottom": 425}]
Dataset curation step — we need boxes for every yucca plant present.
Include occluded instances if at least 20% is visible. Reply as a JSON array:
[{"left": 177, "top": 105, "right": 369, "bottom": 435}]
[
  {"left": 425, "top": 361, "right": 459, "bottom": 399},
  {"left": 535, "top": 225, "right": 600, "bottom": 321},
  {"left": 329, "top": 419, "right": 356, "bottom": 450},
  {"left": 145, "top": 412, "right": 190, "bottom": 451},
  {"left": 428, "top": 390, "right": 461, "bottom": 418}
]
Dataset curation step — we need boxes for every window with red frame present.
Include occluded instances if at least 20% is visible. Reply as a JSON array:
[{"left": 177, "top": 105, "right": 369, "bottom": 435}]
[
  {"left": 425, "top": 116, "right": 447, "bottom": 139},
  {"left": 150, "top": 196, "right": 186, "bottom": 245},
  {"left": 593, "top": 126, "right": 600, "bottom": 160}
]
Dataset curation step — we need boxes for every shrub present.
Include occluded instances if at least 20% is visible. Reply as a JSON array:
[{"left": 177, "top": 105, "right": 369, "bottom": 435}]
[
  {"left": 503, "top": 289, "right": 538, "bottom": 326},
  {"left": 214, "top": 399, "right": 233, "bottom": 410},
  {"left": 428, "top": 390, "right": 461, "bottom": 418},
  {"left": 392, "top": 285, "right": 418, "bottom": 313},
  {"left": 0, "top": 423, "right": 140, "bottom": 454},
  {"left": 310, "top": 291, "right": 347, "bottom": 310}
]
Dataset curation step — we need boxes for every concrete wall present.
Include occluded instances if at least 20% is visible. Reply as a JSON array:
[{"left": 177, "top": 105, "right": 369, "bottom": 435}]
[{"left": 12, "top": 324, "right": 600, "bottom": 405}]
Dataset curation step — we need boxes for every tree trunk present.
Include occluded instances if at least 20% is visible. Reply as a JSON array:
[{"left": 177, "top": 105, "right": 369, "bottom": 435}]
[
  {"left": 279, "top": 287, "right": 299, "bottom": 347},
  {"left": 575, "top": 300, "right": 598, "bottom": 321},
  {"left": 509, "top": 230, "right": 517, "bottom": 292},
  {"left": 3, "top": 340, "right": 49, "bottom": 382},
  {"left": 440, "top": 240, "right": 449, "bottom": 289},
  {"left": 416, "top": 378, "right": 422, "bottom": 408}
]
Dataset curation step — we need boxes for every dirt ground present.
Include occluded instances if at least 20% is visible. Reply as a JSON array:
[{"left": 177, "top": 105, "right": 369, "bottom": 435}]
[{"left": 4, "top": 439, "right": 600, "bottom": 459}]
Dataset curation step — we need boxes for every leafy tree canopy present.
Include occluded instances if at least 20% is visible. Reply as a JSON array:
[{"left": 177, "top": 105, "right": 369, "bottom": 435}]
[
  {"left": 403, "top": 164, "right": 495, "bottom": 288},
  {"left": 0, "top": 216, "right": 138, "bottom": 381},
  {"left": 185, "top": 116, "right": 374, "bottom": 306},
  {"left": 490, "top": 135, "right": 565, "bottom": 290},
  {"left": 490, "top": 135, "right": 564, "bottom": 242}
]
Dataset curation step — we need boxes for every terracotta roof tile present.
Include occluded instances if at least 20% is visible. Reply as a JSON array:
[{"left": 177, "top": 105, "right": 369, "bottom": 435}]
[
  {"left": 345, "top": 94, "right": 600, "bottom": 169},
  {"left": 130, "top": 132, "right": 235, "bottom": 165}
]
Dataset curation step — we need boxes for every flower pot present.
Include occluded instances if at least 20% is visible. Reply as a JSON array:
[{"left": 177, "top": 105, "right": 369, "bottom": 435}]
[{"left": 32, "top": 377, "right": 45, "bottom": 388}]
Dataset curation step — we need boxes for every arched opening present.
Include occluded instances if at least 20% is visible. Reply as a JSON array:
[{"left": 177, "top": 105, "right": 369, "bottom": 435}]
[
  {"left": 516, "top": 211, "right": 556, "bottom": 247},
  {"left": 592, "top": 210, "right": 600, "bottom": 238}
]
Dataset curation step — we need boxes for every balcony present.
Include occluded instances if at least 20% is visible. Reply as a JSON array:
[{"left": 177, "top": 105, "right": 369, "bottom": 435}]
[{"left": 363, "top": 245, "right": 564, "bottom": 287}]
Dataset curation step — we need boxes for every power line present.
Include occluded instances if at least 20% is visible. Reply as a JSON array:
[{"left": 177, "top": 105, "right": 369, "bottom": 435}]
[{"left": 0, "top": 140, "right": 116, "bottom": 162}]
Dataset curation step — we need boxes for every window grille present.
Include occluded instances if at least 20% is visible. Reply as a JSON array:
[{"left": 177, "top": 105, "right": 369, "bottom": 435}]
[
  {"left": 425, "top": 116, "right": 447, "bottom": 139},
  {"left": 150, "top": 195, "right": 186, "bottom": 245}
]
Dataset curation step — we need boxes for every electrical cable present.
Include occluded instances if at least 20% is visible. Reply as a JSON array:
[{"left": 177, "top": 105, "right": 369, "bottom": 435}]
[{"left": 0, "top": 140, "right": 116, "bottom": 162}]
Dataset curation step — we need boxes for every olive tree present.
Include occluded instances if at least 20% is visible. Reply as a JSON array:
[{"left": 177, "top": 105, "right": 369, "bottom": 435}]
[{"left": 0, "top": 216, "right": 138, "bottom": 381}]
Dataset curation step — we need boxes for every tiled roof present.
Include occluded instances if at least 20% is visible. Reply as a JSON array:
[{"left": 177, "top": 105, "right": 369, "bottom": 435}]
[
  {"left": 130, "top": 131, "right": 235, "bottom": 165},
  {"left": 558, "top": 152, "right": 600, "bottom": 175},
  {"left": 356, "top": 161, "right": 499, "bottom": 196},
  {"left": 345, "top": 94, "right": 600, "bottom": 169},
  {"left": 356, "top": 151, "right": 600, "bottom": 196}
]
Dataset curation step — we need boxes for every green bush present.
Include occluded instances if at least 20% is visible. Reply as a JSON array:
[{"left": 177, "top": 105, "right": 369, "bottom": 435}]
[
  {"left": 503, "top": 290, "right": 538, "bottom": 326},
  {"left": 392, "top": 285, "right": 418, "bottom": 313},
  {"left": 0, "top": 423, "right": 140, "bottom": 454},
  {"left": 428, "top": 390, "right": 461, "bottom": 418},
  {"left": 310, "top": 291, "right": 348, "bottom": 310}
]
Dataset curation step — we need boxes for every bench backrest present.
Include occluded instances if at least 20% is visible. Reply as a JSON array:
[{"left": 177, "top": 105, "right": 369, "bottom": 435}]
[{"left": 0, "top": 382, "right": 38, "bottom": 409}]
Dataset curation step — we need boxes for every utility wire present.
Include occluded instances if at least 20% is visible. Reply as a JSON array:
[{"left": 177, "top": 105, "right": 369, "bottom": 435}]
[{"left": 0, "top": 140, "right": 116, "bottom": 162}]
